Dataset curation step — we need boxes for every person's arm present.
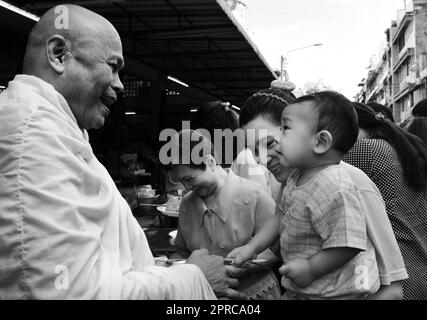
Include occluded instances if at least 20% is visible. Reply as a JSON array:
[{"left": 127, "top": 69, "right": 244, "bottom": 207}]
[
  {"left": 125, "top": 215, "right": 245, "bottom": 299},
  {"left": 226, "top": 248, "right": 281, "bottom": 279},
  {"left": 367, "top": 281, "right": 403, "bottom": 300},
  {"left": 170, "top": 224, "right": 190, "bottom": 260},
  {"left": 279, "top": 247, "right": 361, "bottom": 288},
  {"left": 187, "top": 249, "right": 246, "bottom": 300},
  {"left": 227, "top": 214, "right": 281, "bottom": 266},
  {"left": 242, "top": 186, "right": 281, "bottom": 273}
]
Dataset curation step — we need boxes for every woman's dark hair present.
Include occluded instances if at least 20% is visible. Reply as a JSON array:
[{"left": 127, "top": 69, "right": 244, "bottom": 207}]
[
  {"left": 192, "top": 101, "right": 239, "bottom": 137},
  {"left": 239, "top": 87, "right": 296, "bottom": 127},
  {"left": 406, "top": 117, "right": 427, "bottom": 146},
  {"left": 191, "top": 101, "right": 240, "bottom": 167},
  {"left": 353, "top": 102, "right": 427, "bottom": 192},
  {"left": 294, "top": 91, "right": 358, "bottom": 154},
  {"left": 366, "top": 102, "right": 394, "bottom": 122},
  {"left": 413, "top": 98, "right": 427, "bottom": 117}
]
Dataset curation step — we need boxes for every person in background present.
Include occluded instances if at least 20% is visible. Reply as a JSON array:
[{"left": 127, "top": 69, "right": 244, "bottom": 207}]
[
  {"left": 0, "top": 4, "right": 242, "bottom": 299},
  {"left": 236, "top": 86, "right": 407, "bottom": 299},
  {"left": 367, "top": 102, "right": 394, "bottom": 122},
  {"left": 192, "top": 101, "right": 240, "bottom": 168},
  {"left": 406, "top": 117, "right": 427, "bottom": 146},
  {"left": 343, "top": 102, "right": 427, "bottom": 300},
  {"left": 165, "top": 130, "right": 282, "bottom": 300},
  {"left": 412, "top": 98, "right": 427, "bottom": 117}
]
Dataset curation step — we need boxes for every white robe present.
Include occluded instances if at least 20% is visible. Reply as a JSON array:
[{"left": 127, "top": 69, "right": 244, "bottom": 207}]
[{"left": 0, "top": 75, "right": 216, "bottom": 300}]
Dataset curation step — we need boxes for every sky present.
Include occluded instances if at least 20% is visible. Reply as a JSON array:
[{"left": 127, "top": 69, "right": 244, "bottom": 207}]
[{"left": 233, "top": 0, "right": 407, "bottom": 99}]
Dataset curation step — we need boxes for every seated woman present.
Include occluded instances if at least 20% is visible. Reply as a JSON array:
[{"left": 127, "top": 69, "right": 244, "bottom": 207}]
[{"left": 165, "top": 129, "right": 282, "bottom": 300}]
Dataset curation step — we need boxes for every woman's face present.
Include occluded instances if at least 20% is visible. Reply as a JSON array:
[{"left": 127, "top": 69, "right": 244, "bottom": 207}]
[
  {"left": 242, "top": 115, "right": 292, "bottom": 182},
  {"left": 172, "top": 164, "right": 217, "bottom": 198}
]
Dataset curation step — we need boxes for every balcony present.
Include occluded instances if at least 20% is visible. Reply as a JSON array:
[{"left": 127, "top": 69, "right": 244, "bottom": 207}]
[
  {"left": 399, "top": 73, "right": 417, "bottom": 91},
  {"left": 393, "top": 47, "right": 414, "bottom": 72}
]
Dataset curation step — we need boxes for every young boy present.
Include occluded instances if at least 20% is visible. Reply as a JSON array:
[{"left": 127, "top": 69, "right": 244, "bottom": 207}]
[{"left": 227, "top": 91, "right": 380, "bottom": 299}]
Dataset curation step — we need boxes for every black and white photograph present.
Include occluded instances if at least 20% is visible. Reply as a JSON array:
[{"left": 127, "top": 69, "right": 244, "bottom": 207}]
[{"left": 0, "top": 0, "right": 426, "bottom": 312}]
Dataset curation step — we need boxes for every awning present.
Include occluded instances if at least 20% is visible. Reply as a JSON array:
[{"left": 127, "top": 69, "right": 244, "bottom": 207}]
[{"left": 1, "top": 0, "right": 277, "bottom": 108}]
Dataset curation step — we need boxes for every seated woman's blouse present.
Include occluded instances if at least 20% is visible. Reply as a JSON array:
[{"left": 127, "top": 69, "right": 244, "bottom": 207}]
[
  {"left": 175, "top": 169, "right": 281, "bottom": 299},
  {"left": 344, "top": 138, "right": 427, "bottom": 300}
]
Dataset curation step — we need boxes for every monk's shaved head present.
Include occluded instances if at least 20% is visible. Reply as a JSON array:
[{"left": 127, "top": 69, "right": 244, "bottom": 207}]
[
  {"left": 22, "top": 4, "right": 124, "bottom": 130},
  {"left": 23, "top": 4, "right": 120, "bottom": 73}
]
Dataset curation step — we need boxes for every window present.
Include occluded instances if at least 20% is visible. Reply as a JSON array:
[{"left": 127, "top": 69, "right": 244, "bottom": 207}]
[{"left": 398, "top": 35, "right": 405, "bottom": 52}]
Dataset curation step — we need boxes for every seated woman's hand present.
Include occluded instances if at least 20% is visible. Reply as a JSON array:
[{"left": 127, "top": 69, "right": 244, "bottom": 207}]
[{"left": 226, "top": 244, "right": 257, "bottom": 267}]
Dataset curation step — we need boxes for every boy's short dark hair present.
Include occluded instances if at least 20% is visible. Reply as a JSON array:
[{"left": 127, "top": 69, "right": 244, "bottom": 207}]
[
  {"left": 293, "top": 91, "right": 358, "bottom": 154},
  {"left": 163, "top": 129, "right": 219, "bottom": 172}
]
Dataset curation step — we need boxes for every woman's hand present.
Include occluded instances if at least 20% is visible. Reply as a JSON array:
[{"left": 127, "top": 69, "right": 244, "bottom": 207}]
[{"left": 226, "top": 244, "right": 257, "bottom": 267}]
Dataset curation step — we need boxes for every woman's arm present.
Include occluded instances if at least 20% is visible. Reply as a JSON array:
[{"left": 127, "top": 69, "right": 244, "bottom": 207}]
[
  {"left": 227, "top": 214, "right": 281, "bottom": 266},
  {"left": 226, "top": 248, "right": 280, "bottom": 279}
]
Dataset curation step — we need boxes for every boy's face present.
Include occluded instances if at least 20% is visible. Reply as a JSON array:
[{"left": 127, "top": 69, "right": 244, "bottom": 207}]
[{"left": 279, "top": 101, "right": 317, "bottom": 169}]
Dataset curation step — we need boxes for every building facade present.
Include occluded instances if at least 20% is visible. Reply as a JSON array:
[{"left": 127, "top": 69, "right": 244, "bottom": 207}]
[{"left": 360, "top": 0, "right": 427, "bottom": 124}]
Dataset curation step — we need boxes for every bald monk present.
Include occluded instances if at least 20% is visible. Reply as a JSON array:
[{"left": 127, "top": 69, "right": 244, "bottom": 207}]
[{"left": 0, "top": 4, "right": 244, "bottom": 299}]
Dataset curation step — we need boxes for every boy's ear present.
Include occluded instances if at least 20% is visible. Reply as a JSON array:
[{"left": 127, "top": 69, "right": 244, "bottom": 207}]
[{"left": 313, "top": 130, "right": 333, "bottom": 154}]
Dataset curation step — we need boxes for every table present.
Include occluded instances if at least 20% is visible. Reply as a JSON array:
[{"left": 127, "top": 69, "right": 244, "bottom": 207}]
[
  {"left": 139, "top": 226, "right": 178, "bottom": 257},
  {"left": 133, "top": 194, "right": 178, "bottom": 228}
]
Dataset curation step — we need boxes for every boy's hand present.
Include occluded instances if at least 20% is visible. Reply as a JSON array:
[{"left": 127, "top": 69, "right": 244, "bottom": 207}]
[
  {"left": 279, "top": 258, "right": 315, "bottom": 288},
  {"left": 226, "top": 244, "right": 257, "bottom": 267}
]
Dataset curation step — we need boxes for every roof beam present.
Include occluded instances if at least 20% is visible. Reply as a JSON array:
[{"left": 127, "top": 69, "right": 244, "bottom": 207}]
[
  {"left": 136, "top": 47, "right": 253, "bottom": 58},
  {"left": 168, "top": 65, "right": 266, "bottom": 72}
]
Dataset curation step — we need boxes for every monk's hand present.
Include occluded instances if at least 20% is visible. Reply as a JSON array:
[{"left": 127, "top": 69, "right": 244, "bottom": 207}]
[
  {"left": 187, "top": 249, "right": 247, "bottom": 300},
  {"left": 226, "top": 265, "right": 250, "bottom": 280},
  {"left": 279, "top": 258, "right": 314, "bottom": 288}
]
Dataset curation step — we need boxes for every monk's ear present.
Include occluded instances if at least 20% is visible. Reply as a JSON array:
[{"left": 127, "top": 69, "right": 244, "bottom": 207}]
[
  {"left": 313, "top": 130, "right": 333, "bottom": 154},
  {"left": 46, "top": 35, "right": 68, "bottom": 74}
]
